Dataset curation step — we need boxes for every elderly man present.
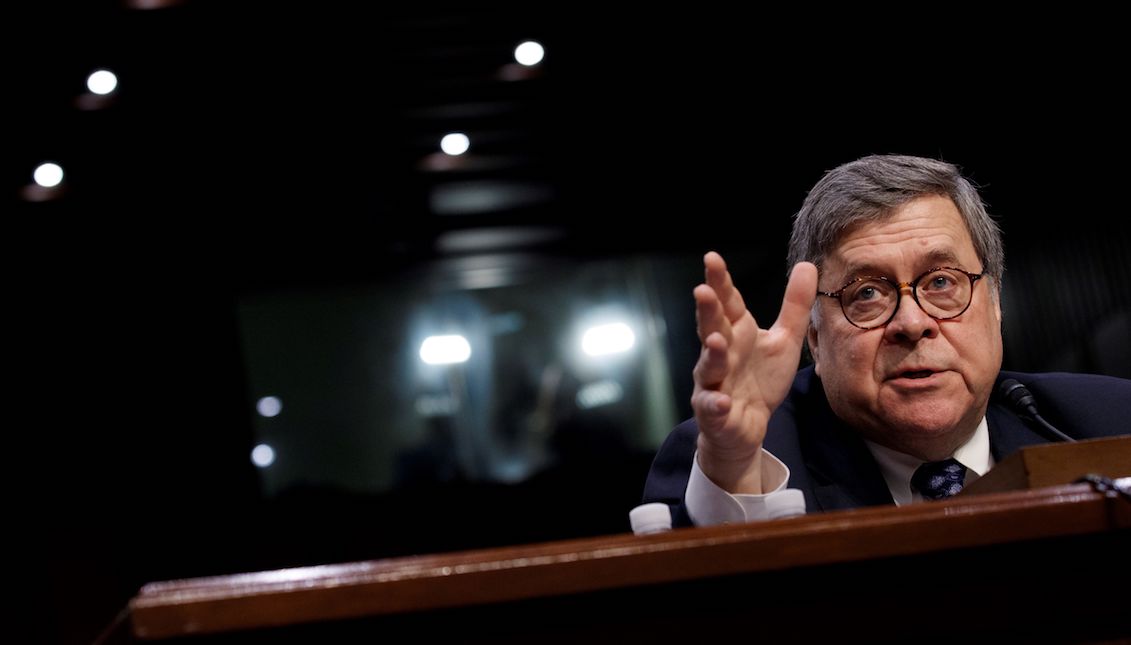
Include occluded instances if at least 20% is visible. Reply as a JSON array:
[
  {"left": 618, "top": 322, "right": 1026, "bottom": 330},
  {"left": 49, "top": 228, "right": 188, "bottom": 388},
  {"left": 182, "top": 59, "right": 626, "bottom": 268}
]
[{"left": 644, "top": 154, "right": 1130, "bottom": 526}]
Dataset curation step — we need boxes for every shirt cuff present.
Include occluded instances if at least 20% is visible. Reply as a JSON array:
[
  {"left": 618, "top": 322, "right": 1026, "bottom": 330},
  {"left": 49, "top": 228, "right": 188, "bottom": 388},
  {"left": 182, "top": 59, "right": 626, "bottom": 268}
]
[{"left": 686, "top": 449, "right": 805, "bottom": 526}]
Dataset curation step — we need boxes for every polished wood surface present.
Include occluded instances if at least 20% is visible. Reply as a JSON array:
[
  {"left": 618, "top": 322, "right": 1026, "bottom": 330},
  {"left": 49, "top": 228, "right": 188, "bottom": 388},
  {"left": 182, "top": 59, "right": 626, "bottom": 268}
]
[
  {"left": 962, "top": 435, "right": 1131, "bottom": 495},
  {"left": 130, "top": 481, "right": 1131, "bottom": 640}
]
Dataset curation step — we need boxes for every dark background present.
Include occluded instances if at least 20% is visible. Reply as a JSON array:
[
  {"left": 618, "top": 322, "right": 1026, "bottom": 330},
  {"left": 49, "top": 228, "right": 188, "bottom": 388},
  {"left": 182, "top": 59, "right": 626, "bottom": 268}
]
[{"left": 8, "top": 4, "right": 1129, "bottom": 644}]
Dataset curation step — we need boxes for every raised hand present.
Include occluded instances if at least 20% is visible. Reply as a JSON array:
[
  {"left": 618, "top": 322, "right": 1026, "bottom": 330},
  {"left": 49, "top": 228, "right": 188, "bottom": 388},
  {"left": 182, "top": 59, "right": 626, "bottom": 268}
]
[{"left": 691, "top": 252, "right": 817, "bottom": 493}]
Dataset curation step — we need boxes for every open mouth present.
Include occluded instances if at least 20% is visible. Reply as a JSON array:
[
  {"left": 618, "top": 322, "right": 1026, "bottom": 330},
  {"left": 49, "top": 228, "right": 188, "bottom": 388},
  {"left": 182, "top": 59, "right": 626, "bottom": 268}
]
[{"left": 901, "top": 370, "right": 934, "bottom": 379}]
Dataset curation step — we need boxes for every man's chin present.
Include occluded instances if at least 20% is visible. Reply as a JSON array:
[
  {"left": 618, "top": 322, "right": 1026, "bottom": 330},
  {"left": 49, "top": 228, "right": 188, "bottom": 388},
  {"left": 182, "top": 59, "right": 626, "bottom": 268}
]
[{"left": 877, "top": 395, "right": 971, "bottom": 437}]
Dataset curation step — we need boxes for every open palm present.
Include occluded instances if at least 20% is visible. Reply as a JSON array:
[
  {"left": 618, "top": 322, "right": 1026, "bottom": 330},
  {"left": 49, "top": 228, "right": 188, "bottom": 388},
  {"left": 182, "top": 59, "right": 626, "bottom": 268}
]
[{"left": 691, "top": 252, "right": 817, "bottom": 492}]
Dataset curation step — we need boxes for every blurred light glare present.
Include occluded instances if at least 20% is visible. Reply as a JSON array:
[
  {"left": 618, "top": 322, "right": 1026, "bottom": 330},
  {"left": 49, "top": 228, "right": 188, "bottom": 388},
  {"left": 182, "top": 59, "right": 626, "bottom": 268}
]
[
  {"left": 581, "top": 322, "right": 635, "bottom": 356},
  {"left": 33, "top": 163, "right": 64, "bottom": 188},
  {"left": 420, "top": 335, "right": 472, "bottom": 365},
  {"left": 514, "top": 41, "right": 545, "bottom": 66},
  {"left": 440, "top": 133, "right": 470, "bottom": 156},
  {"left": 256, "top": 396, "right": 283, "bottom": 417},
  {"left": 414, "top": 394, "right": 458, "bottom": 417},
  {"left": 251, "top": 444, "right": 276, "bottom": 468},
  {"left": 576, "top": 380, "right": 625, "bottom": 409},
  {"left": 87, "top": 69, "right": 118, "bottom": 95}
]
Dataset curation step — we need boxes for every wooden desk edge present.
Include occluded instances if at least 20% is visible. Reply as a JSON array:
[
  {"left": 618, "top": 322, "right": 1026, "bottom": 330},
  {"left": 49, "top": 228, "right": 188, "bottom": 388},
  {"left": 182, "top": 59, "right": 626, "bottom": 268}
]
[{"left": 129, "top": 482, "right": 1130, "bottom": 639}]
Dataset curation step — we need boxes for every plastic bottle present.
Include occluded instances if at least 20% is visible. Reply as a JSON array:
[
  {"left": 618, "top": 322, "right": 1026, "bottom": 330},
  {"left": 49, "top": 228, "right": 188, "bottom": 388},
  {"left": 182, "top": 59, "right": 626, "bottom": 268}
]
[{"left": 628, "top": 502, "right": 673, "bottom": 535}]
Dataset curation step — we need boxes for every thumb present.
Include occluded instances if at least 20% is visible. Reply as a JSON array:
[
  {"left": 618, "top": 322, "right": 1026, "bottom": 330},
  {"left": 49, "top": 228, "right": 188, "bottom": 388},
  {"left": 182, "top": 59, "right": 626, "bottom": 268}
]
[{"left": 772, "top": 262, "right": 818, "bottom": 341}]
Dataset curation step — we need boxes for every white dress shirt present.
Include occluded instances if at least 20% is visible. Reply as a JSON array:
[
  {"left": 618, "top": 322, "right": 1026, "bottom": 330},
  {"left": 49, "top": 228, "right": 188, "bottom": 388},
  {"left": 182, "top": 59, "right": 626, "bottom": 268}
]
[{"left": 865, "top": 416, "right": 994, "bottom": 506}]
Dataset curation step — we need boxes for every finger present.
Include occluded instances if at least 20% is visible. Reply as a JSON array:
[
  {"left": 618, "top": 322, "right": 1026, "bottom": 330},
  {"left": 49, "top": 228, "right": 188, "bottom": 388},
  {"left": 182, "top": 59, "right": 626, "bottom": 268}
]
[
  {"left": 691, "top": 388, "right": 732, "bottom": 430},
  {"left": 692, "top": 332, "right": 730, "bottom": 389},
  {"left": 771, "top": 261, "right": 819, "bottom": 342},
  {"left": 704, "top": 251, "right": 750, "bottom": 324},
  {"left": 694, "top": 283, "right": 731, "bottom": 345}
]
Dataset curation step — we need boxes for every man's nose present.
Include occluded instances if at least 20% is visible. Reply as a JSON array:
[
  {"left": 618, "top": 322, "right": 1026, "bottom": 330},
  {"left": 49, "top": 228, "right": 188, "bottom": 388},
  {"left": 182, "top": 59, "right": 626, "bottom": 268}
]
[{"left": 884, "top": 285, "right": 938, "bottom": 341}]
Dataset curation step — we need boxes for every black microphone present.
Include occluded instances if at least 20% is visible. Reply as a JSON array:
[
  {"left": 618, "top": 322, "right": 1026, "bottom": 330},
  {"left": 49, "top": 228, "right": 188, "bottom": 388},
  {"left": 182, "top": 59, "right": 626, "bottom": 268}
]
[{"left": 997, "top": 378, "right": 1075, "bottom": 443}]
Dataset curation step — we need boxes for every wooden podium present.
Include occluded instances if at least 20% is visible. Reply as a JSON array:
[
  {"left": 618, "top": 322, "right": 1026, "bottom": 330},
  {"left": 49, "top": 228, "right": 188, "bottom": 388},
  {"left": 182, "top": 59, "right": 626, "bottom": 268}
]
[
  {"left": 126, "top": 439, "right": 1130, "bottom": 644},
  {"left": 961, "top": 435, "right": 1131, "bottom": 495}
]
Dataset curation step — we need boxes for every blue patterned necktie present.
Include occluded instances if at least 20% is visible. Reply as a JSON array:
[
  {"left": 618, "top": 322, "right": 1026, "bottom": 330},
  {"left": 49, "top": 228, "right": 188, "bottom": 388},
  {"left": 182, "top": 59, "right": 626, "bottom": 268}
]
[{"left": 912, "top": 458, "right": 967, "bottom": 500}]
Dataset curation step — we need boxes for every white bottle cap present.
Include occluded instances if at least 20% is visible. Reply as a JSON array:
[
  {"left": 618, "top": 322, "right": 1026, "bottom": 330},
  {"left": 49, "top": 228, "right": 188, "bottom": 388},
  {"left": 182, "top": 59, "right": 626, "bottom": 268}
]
[
  {"left": 629, "top": 502, "right": 673, "bottom": 535},
  {"left": 764, "top": 488, "right": 807, "bottom": 519}
]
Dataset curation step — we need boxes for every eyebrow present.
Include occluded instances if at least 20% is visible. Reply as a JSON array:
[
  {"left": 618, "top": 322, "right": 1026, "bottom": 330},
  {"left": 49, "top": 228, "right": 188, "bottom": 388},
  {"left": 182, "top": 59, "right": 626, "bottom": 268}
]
[{"left": 838, "top": 249, "right": 966, "bottom": 281}]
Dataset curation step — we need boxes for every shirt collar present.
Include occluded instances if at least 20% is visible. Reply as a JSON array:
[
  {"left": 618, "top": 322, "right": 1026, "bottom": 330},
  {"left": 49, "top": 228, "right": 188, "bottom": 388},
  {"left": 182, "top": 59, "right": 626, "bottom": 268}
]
[{"left": 865, "top": 417, "right": 994, "bottom": 506}]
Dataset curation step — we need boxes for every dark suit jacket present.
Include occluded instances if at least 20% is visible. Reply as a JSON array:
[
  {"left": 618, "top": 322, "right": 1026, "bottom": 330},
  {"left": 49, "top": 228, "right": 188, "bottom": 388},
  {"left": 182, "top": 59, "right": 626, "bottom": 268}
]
[{"left": 643, "top": 366, "right": 1131, "bottom": 527}]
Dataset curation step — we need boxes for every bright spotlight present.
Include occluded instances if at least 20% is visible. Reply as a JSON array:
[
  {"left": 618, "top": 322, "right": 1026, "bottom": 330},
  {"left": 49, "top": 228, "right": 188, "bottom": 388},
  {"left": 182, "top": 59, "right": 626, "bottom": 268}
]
[
  {"left": 256, "top": 396, "right": 283, "bottom": 418},
  {"left": 33, "top": 163, "right": 64, "bottom": 188},
  {"left": 87, "top": 69, "right": 118, "bottom": 95},
  {"left": 581, "top": 322, "right": 635, "bottom": 357},
  {"left": 420, "top": 335, "right": 472, "bottom": 365},
  {"left": 440, "top": 133, "right": 470, "bottom": 156},
  {"left": 251, "top": 443, "right": 276, "bottom": 468},
  {"left": 514, "top": 41, "right": 545, "bottom": 66}
]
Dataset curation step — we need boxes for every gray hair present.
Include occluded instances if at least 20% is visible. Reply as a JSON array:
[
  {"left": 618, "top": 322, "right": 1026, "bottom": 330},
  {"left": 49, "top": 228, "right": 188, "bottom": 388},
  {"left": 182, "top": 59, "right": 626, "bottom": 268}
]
[{"left": 786, "top": 155, "right": 1004, "bottom": 286}]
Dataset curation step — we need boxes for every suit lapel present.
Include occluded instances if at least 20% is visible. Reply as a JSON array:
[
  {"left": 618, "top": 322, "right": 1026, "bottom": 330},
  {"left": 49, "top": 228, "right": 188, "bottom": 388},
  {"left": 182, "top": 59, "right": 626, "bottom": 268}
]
[
  {"left": 806, "top": 436, "right": 894, "bottom": 511},
  {"left": 796, "top": 376, "right": 894, "bottom": 511}
]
